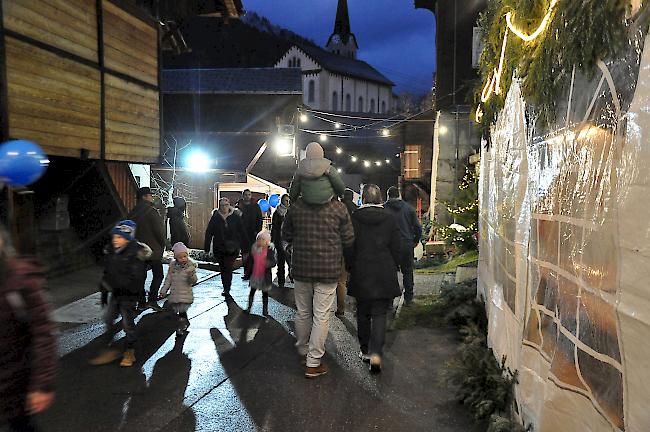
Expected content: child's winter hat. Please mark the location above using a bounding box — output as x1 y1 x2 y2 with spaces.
172 242 189 257
111 220 136 241
256 230 271 243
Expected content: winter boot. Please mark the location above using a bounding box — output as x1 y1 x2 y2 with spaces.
89 348 121 366
244 289 255 314
262 292 269 317
120 349 136 367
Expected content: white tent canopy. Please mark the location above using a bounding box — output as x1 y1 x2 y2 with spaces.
216 173 287 201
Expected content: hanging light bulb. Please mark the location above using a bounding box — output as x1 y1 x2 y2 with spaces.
375 161 382 166
363 160 370 167
300 113 308 123
319 134 327 142
351 155 358 162
381 128 390 137
337 168 342 173
334 122 341 129
385 159 390 164
336 147 343 154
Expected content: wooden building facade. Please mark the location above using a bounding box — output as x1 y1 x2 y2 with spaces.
0 0 162 268
0 0 161 162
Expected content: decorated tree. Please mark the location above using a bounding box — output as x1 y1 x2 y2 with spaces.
434 166 479 253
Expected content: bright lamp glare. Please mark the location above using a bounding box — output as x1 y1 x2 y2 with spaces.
363 160 370 167
439 126 448 135
385 159 390 164
351 156 358 162
334 122 341 129
337 168 342 173
274 136 293 156
186 151 210 172
319 134 327 142
336 147 343 154
375 161 382 166
381 128 390 137
300 114 308 123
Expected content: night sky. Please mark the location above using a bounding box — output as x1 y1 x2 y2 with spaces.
244 0 436 95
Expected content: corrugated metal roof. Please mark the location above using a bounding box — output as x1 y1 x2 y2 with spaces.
162 68 303 94
293 43 394 86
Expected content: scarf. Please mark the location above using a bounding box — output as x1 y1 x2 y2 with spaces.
275 204 288 218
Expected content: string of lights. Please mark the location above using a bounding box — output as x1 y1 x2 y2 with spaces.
299 107 435 122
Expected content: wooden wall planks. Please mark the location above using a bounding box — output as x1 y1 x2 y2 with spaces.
5 37 101 158
2 0 161 163
102 0 157 86
3 0 98 62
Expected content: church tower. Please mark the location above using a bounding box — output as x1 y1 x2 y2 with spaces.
325 0 358 58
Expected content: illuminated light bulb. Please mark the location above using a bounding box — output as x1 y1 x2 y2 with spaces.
363 160 370 167
337 168 342 173
351 156 358 162
336 147 343 154
381 128 390 137
375 161 382 166
506 0 558 42
334 122 341 129
385 159 390 164
300 113 308 123
319 134 327 142
439 126 448 135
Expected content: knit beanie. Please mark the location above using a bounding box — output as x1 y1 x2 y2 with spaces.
111 220 136 241
172 242 189 257
256 230 271 243
305 142 325 159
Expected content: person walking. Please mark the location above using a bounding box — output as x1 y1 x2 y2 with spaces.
205 197 249 296
335 188 358 316
348 185 401 373
238 189 263 280
384 186 422 306
167 197 190 247
243 231 277 318
282 194 354 378
159 242 197 336
0 226 57 432
90 220 152 368
128 187 166 311
271 194 291 288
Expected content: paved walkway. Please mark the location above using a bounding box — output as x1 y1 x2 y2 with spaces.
33 266 481 432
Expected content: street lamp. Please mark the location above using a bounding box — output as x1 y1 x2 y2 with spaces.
274 136 294 156
186 150 211 172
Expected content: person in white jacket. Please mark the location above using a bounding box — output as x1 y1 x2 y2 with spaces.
159 242 197 335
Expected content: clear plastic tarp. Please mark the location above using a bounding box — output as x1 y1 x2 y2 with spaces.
478 27 650 432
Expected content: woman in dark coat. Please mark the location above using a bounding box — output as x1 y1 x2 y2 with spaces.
270 194 291 287
348 184 401 373
204 197 249 296
168 197 190 247
0 226 57 430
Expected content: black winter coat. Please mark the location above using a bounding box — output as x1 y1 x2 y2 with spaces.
127 200 166 260
239 201 263 252
204 209 248 259
271 207 287 246
103 241 151 300
348 206 402 300
167 207 190 246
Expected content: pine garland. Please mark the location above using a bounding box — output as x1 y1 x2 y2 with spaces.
475 0 636 140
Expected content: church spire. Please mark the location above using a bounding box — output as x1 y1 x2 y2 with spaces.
333 0 351 40
326 0 358 58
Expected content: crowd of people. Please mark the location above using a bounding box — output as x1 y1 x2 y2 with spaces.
0 141 422 429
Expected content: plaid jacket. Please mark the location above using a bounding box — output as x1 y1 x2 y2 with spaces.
282 199 354 283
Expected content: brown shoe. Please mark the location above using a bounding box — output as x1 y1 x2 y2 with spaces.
305 363 328 379
119 349 136 367
89 349 121 366
369 354 382 373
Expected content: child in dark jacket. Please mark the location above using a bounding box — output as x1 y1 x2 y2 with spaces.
244 231 277 317
90 220 151 368
289 142 345 205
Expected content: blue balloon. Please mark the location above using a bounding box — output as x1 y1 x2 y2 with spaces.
269 194 280 208
258 198 270 212
0 140 49 187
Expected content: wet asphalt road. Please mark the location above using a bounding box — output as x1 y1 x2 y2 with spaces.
32 269 482 432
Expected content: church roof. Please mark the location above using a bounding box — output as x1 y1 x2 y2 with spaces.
162 68 303 94
293 43 394 87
